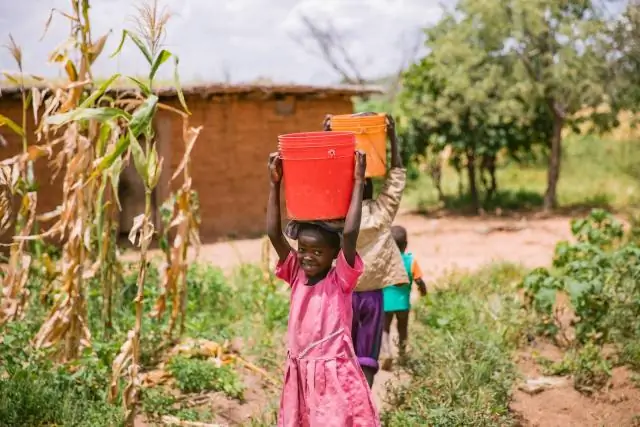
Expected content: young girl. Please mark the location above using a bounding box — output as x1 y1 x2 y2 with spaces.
266 151 380 426
380 225 427 371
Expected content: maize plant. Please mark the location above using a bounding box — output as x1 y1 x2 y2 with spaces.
0 0 199 424
153 124 202 340
0 35 44 325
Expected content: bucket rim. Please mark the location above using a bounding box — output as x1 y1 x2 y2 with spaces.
278 131 355 139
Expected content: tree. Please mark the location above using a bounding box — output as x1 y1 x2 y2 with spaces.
469 0 618 210
610 1 640 114
398 12 549 213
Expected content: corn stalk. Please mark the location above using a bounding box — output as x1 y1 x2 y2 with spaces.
0 35 48 324
106 1 195 423
152 123 202 340
1 0 197 422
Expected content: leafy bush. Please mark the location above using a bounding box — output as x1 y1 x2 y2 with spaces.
520 209 640 393
521 209 640 347
0 363 122 427
382 264 525 426
168 356 245 399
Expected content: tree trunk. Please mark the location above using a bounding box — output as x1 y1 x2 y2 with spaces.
544 111 564 211
466 149 479 214
487 153 497 201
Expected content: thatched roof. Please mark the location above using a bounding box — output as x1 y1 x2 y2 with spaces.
0 81 384 100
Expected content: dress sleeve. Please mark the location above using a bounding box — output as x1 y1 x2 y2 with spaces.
412 259 423 280
275 251 300 287
334 250 364 293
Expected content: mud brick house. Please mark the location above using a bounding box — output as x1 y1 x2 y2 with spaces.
0 83 380 242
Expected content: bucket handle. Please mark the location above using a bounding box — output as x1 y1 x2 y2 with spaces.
332 124 387 135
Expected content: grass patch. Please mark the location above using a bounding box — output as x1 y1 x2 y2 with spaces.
405 135 640 214
382 263 527 426
0 258 289 426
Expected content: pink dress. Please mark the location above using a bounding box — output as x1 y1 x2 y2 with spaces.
275 250 380 427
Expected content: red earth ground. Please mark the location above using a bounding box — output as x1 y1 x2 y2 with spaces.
135 212 640 426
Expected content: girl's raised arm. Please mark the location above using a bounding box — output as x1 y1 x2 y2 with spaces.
343 151 366 267
266 152 292 262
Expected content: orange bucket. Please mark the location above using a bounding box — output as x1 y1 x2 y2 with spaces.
330 113 387 177
278 131 356 220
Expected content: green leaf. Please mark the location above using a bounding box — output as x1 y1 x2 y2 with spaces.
534 287 557 310
109 156 123 211
110 30 153 65
0 114 25 137
127 77 152 96
129 95 158 136
80 74 121 108
129 130 148 183
147 146 163 189
565 279 589 302
93 134 130 176
45 107 130 126
96 123 112 156
173 56 191 115
149 50 172 82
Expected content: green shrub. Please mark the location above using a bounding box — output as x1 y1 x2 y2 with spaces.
0 366 122 427
168 356 245 399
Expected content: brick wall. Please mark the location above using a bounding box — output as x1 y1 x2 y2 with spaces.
0 99 64 243
164 94 354 241
0 93 355 243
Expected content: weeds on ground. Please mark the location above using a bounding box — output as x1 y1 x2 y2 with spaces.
168 356 245 398
0 258 289 425
382 264 527 426
520 209 640 393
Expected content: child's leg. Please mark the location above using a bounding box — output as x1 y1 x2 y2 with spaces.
381 311 395 371
351 290 384 388
396 310 410 359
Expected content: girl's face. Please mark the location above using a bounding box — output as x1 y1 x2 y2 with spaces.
297 229 339 279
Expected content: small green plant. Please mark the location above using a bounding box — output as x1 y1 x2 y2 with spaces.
521 210 640 347
542 342 612 394
141 388 177 419
168 356 245 399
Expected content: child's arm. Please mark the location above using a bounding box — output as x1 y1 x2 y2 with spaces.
388 115 403 169
343 150 366 267
266 152 291 262
372 117 406 226
412 259 427 296
415 278 428 297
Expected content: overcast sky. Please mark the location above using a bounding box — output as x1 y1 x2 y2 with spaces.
0 0 449 85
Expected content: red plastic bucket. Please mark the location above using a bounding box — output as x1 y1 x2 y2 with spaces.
278 131 355 220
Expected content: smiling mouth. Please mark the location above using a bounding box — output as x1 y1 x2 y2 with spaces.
301 262 317 271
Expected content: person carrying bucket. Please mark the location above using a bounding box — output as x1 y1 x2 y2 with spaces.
267 147 380 426
323 112 408 388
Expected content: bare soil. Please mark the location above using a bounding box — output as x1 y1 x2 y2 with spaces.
136 213 640 426
511 340 640 427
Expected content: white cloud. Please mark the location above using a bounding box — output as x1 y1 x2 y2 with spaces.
0 0 448 84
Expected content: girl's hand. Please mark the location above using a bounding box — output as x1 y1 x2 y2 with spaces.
268 152 283 183
322 114 332 131
355 150 367 182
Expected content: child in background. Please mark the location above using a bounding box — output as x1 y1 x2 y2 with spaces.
324 113 409 388
381 225 427 371
266 151 380 426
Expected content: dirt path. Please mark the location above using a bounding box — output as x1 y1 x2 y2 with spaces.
132 213 575 425
191 213 574 411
